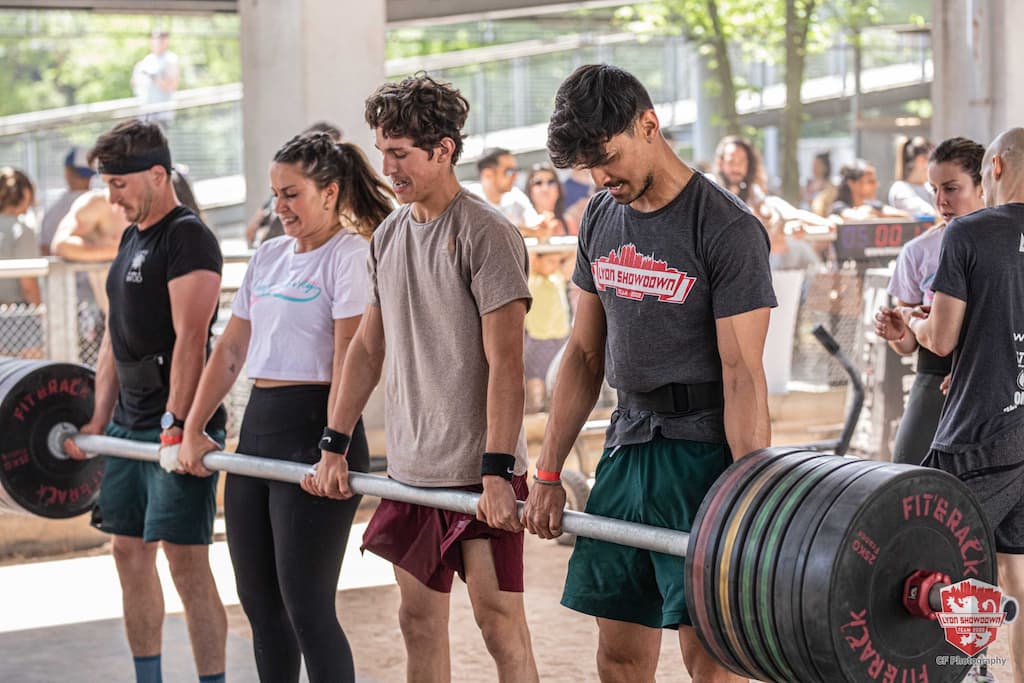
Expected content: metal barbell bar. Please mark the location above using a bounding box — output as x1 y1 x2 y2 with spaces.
0 358 1010 682
65 432 690 557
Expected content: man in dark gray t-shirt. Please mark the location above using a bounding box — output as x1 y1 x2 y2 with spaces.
898 127 1024 681
524 65 776 683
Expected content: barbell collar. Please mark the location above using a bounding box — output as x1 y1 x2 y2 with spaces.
69 433 691 557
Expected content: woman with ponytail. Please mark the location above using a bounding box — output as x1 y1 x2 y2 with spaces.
888 135 936 216
178 131 394 682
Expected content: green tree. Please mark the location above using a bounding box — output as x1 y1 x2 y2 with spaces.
618 0 887 202
0 10 240 117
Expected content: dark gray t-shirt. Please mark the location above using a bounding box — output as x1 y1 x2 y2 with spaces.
931 203 1024 452
574 173 777 447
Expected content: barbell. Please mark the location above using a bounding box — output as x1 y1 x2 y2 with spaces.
0 358 1010 682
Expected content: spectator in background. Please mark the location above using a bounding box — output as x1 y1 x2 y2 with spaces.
888 136 936 216
0 168 41 306
805 152 838 216
131 28 180 125
873 137 986 466
712 135 768 214
40 146 96 255
51 189 130 315
0 167 43 358
465 147 557 240
831 160 908 221
525 163 572 236
524 250 571 413
246 122 345 248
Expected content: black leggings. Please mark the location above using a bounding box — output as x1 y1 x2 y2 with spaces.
227 385 369 683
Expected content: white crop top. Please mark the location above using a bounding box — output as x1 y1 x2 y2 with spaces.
232 229 370 382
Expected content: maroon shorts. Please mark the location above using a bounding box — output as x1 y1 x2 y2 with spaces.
361 475 529 593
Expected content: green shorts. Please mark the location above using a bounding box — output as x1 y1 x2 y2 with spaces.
91 423 224 545
561 434 731 629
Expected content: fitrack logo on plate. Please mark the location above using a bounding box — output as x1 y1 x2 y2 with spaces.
936 578 1017 656
592 244 696 303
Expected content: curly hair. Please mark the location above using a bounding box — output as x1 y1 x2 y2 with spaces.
0 167 34 213
930 137 984 187
364 72 469 165
273 132 395 238
546 64 654 169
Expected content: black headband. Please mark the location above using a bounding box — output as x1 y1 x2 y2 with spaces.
97 148 172 176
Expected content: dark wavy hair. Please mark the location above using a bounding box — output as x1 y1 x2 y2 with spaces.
0 167 34 212
547 64 655 169
836 159 875 206
930 137 984 187
714 135 766 203
273 132 395 238
88 119 170 173
364 72 470 165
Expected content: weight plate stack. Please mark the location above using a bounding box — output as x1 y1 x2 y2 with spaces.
0 358 100 518
685 447 807 678
802 465 995 683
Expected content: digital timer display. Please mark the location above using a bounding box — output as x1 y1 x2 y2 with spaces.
833 219 935 261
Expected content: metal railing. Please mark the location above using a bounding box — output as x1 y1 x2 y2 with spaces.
0 26 931 220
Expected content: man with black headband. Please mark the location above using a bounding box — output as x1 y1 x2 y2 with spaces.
63 119 227 683
523 64 776 682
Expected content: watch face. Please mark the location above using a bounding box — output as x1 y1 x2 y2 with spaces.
161 411 175 430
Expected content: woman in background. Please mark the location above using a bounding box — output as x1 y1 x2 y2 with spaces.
873 137 986 465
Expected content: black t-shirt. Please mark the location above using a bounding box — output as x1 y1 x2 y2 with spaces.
574 173 777 446
106 205 226 432
931 203 1024 452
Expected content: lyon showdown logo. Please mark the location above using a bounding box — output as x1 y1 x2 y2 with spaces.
592 244 696 303
936 579 1016 656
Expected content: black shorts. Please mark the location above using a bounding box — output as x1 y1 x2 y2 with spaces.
925 422 1024 554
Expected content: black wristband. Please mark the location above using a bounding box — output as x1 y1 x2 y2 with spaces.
319 427 351 455
481 452 516 481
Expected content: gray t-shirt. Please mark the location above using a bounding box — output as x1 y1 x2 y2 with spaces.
0 214 39 303
931 203 1024 452
369 190 531 486
574 173 777 447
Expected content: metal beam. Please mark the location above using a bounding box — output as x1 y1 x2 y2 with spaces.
0 0 627 25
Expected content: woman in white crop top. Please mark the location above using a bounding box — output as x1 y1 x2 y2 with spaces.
178 132 394 683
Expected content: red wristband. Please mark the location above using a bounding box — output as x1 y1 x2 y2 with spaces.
535 468 561 482
897 331 906 341
160 433 183 446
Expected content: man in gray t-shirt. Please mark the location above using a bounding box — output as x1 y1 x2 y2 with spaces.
524 65 776 682
898 128 1024 680
318 74 539 681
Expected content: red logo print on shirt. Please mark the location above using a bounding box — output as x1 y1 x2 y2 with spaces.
592 244 696 304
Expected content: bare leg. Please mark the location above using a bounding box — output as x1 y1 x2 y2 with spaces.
594 618 660 683
395 566 452 683
462 538 539 683
163 542 227 677
998 553 1024 683
111 535 163 657
678 626 746 683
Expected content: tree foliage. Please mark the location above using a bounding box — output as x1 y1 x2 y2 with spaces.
615 0 893 199
0 10 241 117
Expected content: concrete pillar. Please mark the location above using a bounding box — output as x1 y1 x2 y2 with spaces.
238 0 386 218
932 0 1024 146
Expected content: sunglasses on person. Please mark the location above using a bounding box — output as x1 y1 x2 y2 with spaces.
530 178 558 188
501 167 519 177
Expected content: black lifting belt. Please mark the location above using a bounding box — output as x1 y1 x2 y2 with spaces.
617 381 724 414
115 352 171 391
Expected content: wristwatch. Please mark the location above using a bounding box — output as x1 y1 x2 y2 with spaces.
160 410 185 430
